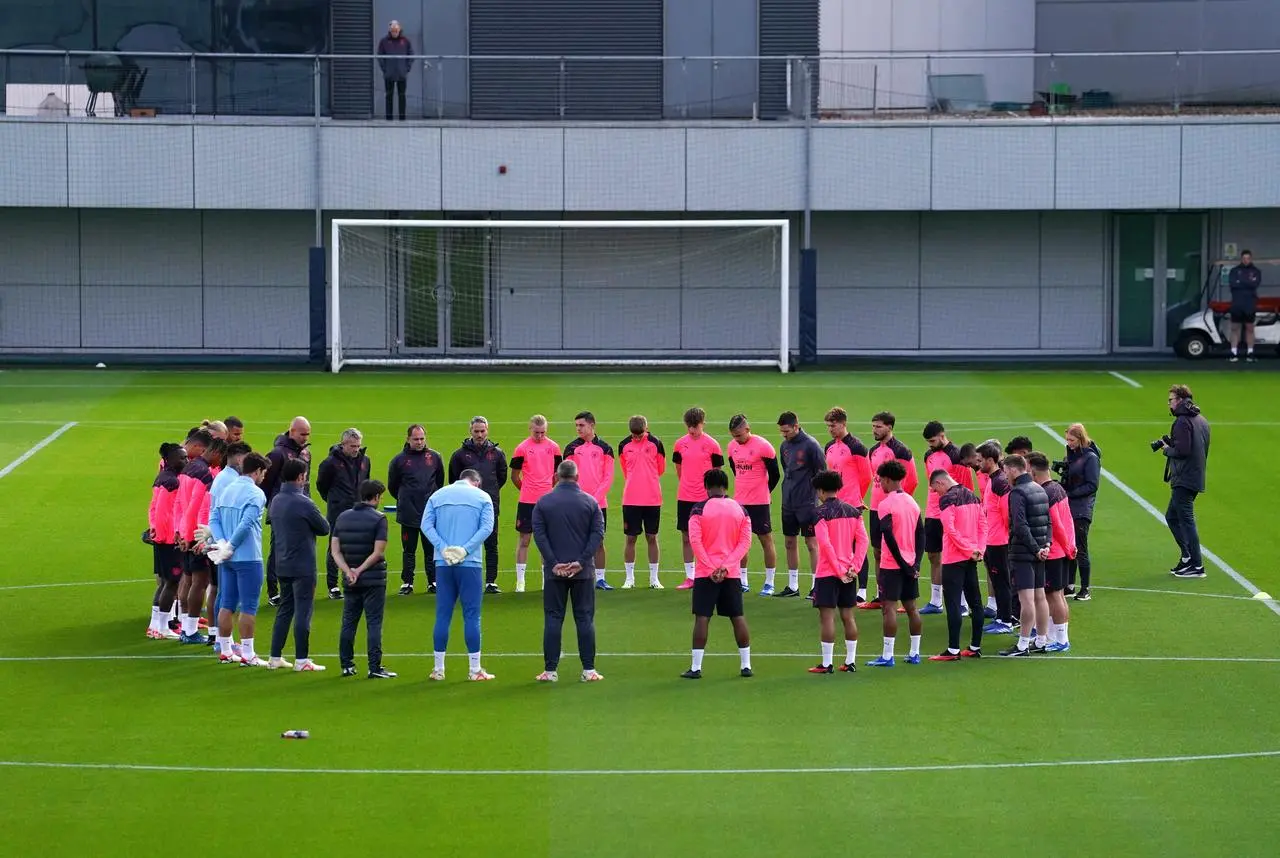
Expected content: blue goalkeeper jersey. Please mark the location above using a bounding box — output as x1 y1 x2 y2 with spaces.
210 474 266 562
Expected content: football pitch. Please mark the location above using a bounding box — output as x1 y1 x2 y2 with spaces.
1 365 1278 857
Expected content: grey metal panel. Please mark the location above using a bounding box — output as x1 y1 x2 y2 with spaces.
811 126 931 210
79 209 201 286
685 127 805 210
193 125 316 209
712 0 760 119
562 228 682 350
1039 211 1107 288
758 0 818 119
920 212 1040 289
0 285 81 348
1182 124 1280 209
826 288 922 350
334 224 393 353
469 0 663 120
1054 125 1181 210
67 122 194 208
921 287 1041 348
441 127 564 211
0 208 80 349
321 125 442 210
664 0 713 119
201 211 313 288
563 128 685 211
1219 208 1280 257
680 225 780 352
202 286 310 349
332 0 374 119
931 126 1055 210
0 123 68 206
1040 285 1107 350
419 0 469 119
495 229 563 352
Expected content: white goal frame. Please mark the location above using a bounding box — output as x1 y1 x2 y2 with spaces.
329 218 790 374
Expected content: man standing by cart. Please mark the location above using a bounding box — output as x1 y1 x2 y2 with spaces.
1228 250 1262 363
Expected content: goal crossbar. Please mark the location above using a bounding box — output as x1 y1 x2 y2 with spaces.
329 218 790 374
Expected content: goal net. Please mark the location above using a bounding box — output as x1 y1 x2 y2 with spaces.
330 219 790 372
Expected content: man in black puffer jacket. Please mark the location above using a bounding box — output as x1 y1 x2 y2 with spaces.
1001 454 1051 657
318 428 372 598
333 480 393 679
449 417 509 592
388 424 445 595
1161 384 1211 579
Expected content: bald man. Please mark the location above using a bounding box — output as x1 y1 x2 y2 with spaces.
263 417 313 604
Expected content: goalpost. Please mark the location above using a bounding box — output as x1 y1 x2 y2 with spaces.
329 218 790 373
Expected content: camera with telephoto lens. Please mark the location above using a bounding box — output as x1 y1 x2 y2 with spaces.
1051 459 1068 476
1150 435 1172 452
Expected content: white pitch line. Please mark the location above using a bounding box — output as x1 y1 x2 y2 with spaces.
1107 371 1142 388
0 422 77 480
1036 422 1280 619
1 749 1277 778
1092 584 1255 602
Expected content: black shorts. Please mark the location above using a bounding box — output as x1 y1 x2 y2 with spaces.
781 506 816 538
676 500 698 532
1044 557 1068 592
514 501 536 534
983 544 1009 576
924 518 943 554
879 568 919 603
813 576 858 609
868 510 881 544
183 550 212 577
622 505 660 536
743 504 773 535
692 576 745 618
1011 560 1046 592
153 544 183 582
599 508 607 532
1230 308 1257 324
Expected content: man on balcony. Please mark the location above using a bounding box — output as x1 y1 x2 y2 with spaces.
377 20 413 120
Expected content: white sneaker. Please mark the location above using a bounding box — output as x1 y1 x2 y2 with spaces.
240 655 269 668
428 669 446 681
294 659 326 672
515 582 526 594
469 668 495 681
581 669 604 682
157 627 180 640
268 657 293 670
649 580 664 590
535 670 558 682
621 580 635 589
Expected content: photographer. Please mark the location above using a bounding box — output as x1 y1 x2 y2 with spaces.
1059 423 1100 601
1156 384 1211 578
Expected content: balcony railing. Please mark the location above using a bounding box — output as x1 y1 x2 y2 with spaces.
2 49 1279 121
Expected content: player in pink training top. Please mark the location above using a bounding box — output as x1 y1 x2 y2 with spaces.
975 441 1015 633
618 415 667 589
808 470 868 674
863 411 918 610
511 414 563 593
148 442 188 640
928 469 986 661
920 421 975 615
726 414 780 595
682 469 754 679
673 407 725 591
823 407 873 599
867 459 925 667
1031 452 1077 653
564 411 616 591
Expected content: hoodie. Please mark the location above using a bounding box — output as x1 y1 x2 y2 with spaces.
448 438 509 513
264 433 309 503
1064 441 1102 521
387 443 445 527
1164 400 1211 492
317 443 372 519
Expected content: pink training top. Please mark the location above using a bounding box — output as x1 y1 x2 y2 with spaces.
814 498 870 579
876 490 921 570
1042 480 1078 561
824 434 873 508
727 434 776 506
924 442 974 519
149 468 181 546
687 496 752 579
938 484 987 565
198 465 222 532
511 437 562 505
673 432 724 502
618 433 666 507
868 437 918 512
176 457 214 543
978 470 1010 547
564 437 615 509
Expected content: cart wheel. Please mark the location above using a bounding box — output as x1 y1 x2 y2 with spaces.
1175 332 1211 359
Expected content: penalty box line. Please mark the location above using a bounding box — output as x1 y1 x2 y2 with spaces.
0 422 77 481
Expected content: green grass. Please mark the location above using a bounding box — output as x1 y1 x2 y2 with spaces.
1 366 1279 857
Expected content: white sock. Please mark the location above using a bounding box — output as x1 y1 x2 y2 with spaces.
469 652 481 673
961 593 969 612
218 635 232 656
649 563 660 584
909 634 921 657
820 641 834 667
1017 634 1031 651
845 639 858 664
1035 633 1048 647
241 637 255 660
624 562 635 582
596 568 606 582
739 646 751 670
683 562 695 579
987 595 997 611
788 569 799 590
691 648 705 671
1231 346 1238 356
856 587 867 601
181 615 197 636
764 568 776 587
930 584 943 606
515 563 526 587
149 606 162 631
1058 622 1070 645
881 636 895 660
741 571 749 589
434 651 446 672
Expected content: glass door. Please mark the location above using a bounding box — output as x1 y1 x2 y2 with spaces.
1114 214 1157 350
398 226 443 353
1162 213 1206 350
1113 212 1206 351
443 226 490 353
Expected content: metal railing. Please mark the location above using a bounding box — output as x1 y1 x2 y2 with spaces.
2 49 1279 120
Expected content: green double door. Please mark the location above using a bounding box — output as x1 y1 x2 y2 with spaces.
1114 213 1206 351
397 224 488 354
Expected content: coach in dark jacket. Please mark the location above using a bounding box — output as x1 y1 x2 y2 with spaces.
334 480 394 678
389 424 445 594
376 20 413 120
449 417 509 588
1161 385 1212 576
532 460 606 682
262 417 312 602
268 459 330 669
1006 461 1051 566
318 428 373 596
1063 425 1101 597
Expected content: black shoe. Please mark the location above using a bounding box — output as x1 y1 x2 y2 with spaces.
1063 585 1076 596
341 666 357 676
1173 566 1206 578
1170 557 1192 574
328 587 342 600
427 583 437 594
1074 588 1091 601
268 594 282 607
680 669 702 679
999 645 1030 657
775 587 799 598
808 663 834 674
839 662 857 673
368 667 397 679
397 584 413 596
854 594 865 605
740 667 753 678
806 588 815 601
1028 643 1048 654
485 583 501 595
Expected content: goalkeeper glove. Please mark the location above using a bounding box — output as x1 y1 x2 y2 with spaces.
441 546 467 566
207 540 233 565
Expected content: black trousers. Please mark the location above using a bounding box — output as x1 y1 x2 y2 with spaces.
266 529 279 598
984 545 1014 623
270 575 315 660
856 556 871 590
543 575 596 672
484 514 500 584
942 560 984 651
384 78 406 119
400 526 437 586
1165 486 1202 567
1067 517 1092 590
339 585 386 670
324 506 352 591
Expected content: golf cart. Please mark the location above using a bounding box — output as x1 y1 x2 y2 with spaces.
1173 257 1280 359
